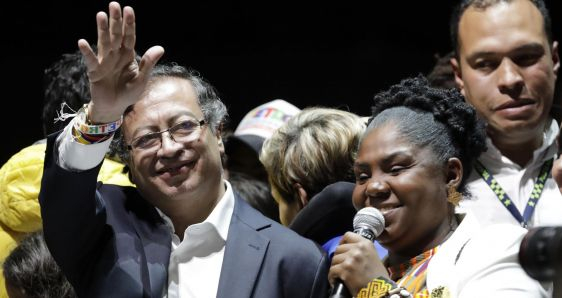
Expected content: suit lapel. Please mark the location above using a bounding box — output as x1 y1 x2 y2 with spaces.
139 220 171 298
126 189 172 298
217 196 271 298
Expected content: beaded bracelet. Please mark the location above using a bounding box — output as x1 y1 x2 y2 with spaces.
73 104 123 135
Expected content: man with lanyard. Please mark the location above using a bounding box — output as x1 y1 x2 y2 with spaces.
450 0 561 228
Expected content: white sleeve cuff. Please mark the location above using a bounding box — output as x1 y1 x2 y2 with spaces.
56 117 113 171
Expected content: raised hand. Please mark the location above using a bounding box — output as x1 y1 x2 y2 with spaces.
328 232 388 296
78 2 164 123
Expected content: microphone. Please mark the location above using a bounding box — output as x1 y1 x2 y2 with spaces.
329 207 385 298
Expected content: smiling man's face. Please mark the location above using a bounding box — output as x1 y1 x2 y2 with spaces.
123 77 225 211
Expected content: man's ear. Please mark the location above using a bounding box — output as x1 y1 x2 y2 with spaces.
216 124 225 154
451 57 466 97
446 157 463 189
126 165 136 185
217 137 225 154
294 183 309 208
552 41 560 77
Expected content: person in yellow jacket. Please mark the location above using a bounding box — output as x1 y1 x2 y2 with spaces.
0 49 133 297
0 143 133 297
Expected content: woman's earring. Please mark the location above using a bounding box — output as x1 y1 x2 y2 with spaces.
447 185 462 206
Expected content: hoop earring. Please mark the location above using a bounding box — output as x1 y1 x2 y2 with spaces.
447 185 462 206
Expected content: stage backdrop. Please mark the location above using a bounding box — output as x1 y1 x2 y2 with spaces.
1 1 560 164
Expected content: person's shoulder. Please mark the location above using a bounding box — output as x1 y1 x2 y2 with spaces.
307 181 356 215
266 215 317 244
289 181 356 244
240 197 313 241
235 197 324 256
466 214 526 250
97 183 163 223
451 216 527 272
320 181 355 198
97 182 135 193
430 213 523 274
0 144 47 234
429 215 547 296
452 213 526 261
0 143 47 193
97 182 142 206
98 158 134 187
262 218 327 264
0 143 46 174
457 224 548 296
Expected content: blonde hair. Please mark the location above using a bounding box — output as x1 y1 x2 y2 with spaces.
260 107 365 204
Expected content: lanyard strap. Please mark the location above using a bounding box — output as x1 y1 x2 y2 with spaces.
473 158 553 228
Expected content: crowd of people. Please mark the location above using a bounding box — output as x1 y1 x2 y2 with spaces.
1 0 561 297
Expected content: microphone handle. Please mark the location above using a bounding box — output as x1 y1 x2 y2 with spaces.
328 280 351 298
354 226 376 241
329 226 378 297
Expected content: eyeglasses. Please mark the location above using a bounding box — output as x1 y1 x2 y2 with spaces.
127 119 206 151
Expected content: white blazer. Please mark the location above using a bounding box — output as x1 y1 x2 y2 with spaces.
427 212 549 298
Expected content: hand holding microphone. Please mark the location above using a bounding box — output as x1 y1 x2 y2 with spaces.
329 207 387 298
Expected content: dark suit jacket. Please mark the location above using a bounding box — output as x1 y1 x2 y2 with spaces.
39 133 329 298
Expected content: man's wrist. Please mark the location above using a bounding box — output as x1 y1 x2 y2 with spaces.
86 102 123 124
74 104 123 136
71 104 121 145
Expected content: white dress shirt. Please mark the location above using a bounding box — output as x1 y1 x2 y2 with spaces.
56 117 235 298
162 181 234 298
458 119 562 228
56 117 114 170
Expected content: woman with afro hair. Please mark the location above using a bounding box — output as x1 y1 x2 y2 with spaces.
328 76 548 297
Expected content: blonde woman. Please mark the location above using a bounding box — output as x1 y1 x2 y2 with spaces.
260 107 365 245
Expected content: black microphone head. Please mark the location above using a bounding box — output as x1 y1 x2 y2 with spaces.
519 226 562 281
353 207 385 238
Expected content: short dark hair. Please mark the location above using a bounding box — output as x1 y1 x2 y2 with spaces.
367 75 487 194
113 63 228 164
450 0 553 55
3 232 76 298
42 50 90 135
228 171 280 222
426 51 457 90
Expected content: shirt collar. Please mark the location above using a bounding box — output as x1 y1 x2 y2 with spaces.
156 180 235 241
204 180 235 241
481 118 559 168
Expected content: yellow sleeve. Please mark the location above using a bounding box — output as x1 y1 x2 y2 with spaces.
98 158 134 187
0 144 45 234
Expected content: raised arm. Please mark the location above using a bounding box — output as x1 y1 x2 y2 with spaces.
78 1 164 124
40 3 165 294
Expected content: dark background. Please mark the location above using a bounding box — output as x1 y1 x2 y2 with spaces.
1 1 560 164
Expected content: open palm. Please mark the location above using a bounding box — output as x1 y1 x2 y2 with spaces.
78 2 164 123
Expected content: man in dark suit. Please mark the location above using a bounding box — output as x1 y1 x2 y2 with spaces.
39 2 329 297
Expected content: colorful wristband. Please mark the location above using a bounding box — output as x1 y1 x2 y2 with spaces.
73 104 123 135
72 126 113 145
